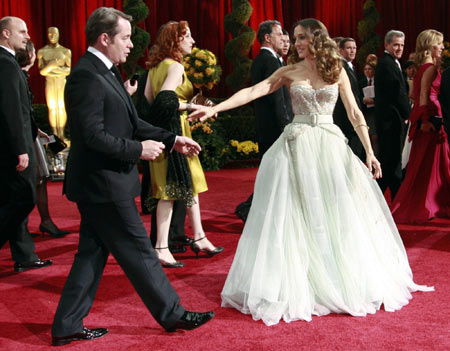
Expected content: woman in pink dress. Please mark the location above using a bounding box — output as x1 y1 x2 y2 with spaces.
392 29 450 223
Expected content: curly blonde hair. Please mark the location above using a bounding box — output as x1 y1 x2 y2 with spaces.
414 29 443 66
288 18 342 84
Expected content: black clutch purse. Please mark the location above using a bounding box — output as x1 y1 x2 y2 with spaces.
47 135 67 154
417 116 443 131
429 116 443 130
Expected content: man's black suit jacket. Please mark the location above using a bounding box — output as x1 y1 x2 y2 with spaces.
439 67 450 136
374 52 410 134
0 47 36 169
251 49 293 156
64 52 176 204
333 60 364 159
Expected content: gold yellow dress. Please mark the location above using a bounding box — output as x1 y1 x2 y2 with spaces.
149 59 207 200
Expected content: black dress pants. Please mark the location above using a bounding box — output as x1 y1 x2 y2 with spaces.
0 166 38 262
52 199 185 336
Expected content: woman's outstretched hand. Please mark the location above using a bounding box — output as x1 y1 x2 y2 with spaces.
366 153 382 179
188 106 216 122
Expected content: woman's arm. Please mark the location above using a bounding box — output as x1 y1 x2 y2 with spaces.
144 71 154 105
159 62 193 111
188 66 290 120
338 69 381 178
418 65 438 132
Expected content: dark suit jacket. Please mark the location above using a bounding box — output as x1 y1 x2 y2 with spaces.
64 51 176 204
439 67 450 136
333 60 364 159
374 52 410 133
251 49 293 156
0 47 36 169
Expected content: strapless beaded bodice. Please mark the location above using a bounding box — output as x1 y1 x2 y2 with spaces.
290 85 338 116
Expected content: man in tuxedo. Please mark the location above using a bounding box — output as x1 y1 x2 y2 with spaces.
439 67 450 136
51 7 213 346
374 30 410 199
0 17 52 272
235 20 293 222
333 38 365 161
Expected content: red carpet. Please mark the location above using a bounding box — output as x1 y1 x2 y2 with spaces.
1 168 449 350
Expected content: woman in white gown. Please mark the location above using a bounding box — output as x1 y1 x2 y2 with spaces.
190 18 433 326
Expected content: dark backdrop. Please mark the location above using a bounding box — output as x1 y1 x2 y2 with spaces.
1 0 449 102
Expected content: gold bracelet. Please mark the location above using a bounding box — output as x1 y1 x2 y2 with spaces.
354 124 369 130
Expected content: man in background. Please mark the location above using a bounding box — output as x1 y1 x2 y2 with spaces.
0 16 52 273
333 37 365 161
375 30 410 199
235 20 293 222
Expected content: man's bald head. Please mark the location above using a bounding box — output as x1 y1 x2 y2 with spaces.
0 16 30 52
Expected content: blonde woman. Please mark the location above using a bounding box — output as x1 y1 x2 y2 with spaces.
191 18 432 326
392 29 450 223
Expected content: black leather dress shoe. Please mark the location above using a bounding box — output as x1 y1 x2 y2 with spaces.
14 259 52 273
166 311 214 332
52 327 109 346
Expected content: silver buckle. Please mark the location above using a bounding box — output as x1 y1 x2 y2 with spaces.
311 114 318 126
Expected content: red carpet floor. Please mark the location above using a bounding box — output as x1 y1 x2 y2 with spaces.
1 168 449 350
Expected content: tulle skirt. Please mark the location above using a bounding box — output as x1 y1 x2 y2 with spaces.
221 122 433 326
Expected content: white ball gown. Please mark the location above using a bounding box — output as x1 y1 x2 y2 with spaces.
221 84 433 326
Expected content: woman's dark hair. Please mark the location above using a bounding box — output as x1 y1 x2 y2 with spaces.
16 40 34 68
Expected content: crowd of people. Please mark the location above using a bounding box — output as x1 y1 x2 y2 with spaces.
0 5 448 346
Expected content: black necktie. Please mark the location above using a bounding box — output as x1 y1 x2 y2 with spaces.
110 65 124 85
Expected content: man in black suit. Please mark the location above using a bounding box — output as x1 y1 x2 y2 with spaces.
439 67 450 136
0 16 52 272
51 7 213 346
235 20 293 222
375 30 410 199
333 37 365 161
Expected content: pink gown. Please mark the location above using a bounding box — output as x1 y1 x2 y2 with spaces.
392 63 450 223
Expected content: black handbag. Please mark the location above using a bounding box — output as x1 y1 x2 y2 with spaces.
417 116 443 131
429 115 443 130
47 135 67 154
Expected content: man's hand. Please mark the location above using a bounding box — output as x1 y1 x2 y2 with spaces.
173 136 201 157
37 128 51 142
363 97 374 105
16 153 29 172
140 140 165 160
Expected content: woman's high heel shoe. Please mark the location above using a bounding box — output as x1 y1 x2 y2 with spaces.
190 236 224 258
155 247 185 268
39 223 70 238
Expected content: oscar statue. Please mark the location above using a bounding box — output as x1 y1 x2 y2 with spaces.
38 27 71 141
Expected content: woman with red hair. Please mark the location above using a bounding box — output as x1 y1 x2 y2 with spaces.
142 21 223 267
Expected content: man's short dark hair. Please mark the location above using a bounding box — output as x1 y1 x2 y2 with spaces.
256 20 281 45
85 7 132 46
282 29 289 36
339 37 356 49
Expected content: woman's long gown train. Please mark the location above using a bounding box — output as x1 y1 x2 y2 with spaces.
221 85 432 326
